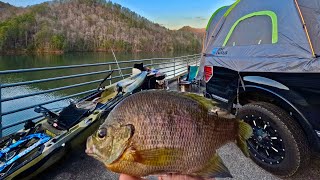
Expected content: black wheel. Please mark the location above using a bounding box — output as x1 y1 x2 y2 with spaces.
237 102 310 177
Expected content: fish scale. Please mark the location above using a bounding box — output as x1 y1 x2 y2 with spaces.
86 90 252 178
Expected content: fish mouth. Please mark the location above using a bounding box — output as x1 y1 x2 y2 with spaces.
86 136 96 157
86 137 103 161
85 147 94 156
85 146 101 160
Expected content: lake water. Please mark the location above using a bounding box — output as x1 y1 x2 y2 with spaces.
0 52 195 135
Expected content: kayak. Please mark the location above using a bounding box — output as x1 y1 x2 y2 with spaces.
0 70 149 180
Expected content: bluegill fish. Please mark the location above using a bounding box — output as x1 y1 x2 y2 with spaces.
86 90 252 178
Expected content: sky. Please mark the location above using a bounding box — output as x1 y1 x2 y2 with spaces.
2 0 235 29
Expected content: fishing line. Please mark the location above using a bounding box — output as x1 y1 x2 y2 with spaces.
111 48 124 80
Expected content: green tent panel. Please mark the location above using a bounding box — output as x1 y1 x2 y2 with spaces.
223 11 278 46
197 0 320 79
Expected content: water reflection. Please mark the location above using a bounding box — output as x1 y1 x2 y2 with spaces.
2 86 69 135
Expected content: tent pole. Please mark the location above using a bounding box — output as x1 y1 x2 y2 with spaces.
294 0 316 58
204 17 224 52
204 1 240 52
201 31 206 53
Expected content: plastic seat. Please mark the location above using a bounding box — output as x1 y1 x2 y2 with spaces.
178 66 199 85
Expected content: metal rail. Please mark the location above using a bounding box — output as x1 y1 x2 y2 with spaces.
0 54 201 136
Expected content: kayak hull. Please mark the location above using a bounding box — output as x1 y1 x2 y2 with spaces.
11 116 102 180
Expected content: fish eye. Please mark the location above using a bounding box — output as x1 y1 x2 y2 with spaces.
97 128 107 139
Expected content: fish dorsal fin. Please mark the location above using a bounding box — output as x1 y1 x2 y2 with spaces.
106 124 135 164
150 90 218 112
183 93 218 111
192 153 232 178
132 148 182 166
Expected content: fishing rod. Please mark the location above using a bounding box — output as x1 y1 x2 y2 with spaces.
111 48 124 80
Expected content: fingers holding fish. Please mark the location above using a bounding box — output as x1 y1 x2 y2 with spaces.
119 174 143 180
158 174 214 180
118 174 213 180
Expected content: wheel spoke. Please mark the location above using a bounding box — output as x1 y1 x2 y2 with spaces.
243 112 286 165
271 146 279 152
265 150 269 157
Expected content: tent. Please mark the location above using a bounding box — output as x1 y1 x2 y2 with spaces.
197 0 320 79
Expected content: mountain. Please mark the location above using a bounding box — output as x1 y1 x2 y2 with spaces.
0 0 202 54
0 1 14 9
0 2 23 21
0 1 12 9
178 26 205 39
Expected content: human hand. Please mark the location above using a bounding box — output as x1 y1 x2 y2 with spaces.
158 174 206 180
119 174 143 180
119 174 214 180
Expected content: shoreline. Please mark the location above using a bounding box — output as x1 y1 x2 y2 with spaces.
0 49 175 56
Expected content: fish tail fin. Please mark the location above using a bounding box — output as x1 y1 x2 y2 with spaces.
236 120 253 157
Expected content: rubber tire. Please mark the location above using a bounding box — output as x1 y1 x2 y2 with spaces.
237 102 310 177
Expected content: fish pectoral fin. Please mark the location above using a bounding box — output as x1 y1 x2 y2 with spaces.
112 146 137 163
237 121 253 157
134 148 181 166
192 153 232 178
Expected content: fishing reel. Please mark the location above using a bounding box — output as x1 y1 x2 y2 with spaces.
116 85 124 94
34 106 59 119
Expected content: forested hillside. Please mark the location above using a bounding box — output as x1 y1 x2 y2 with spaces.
179 26 205 39
0 0 202 54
